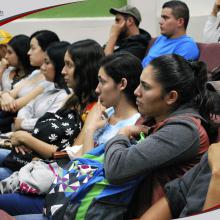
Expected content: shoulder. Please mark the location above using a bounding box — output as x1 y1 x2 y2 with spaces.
27 69 41 79
155 115 201 136
162 115 201 127
40 81 54 91
174 36 199 58
153 35 165 43
181 35 197 44
137 29 151 40
55 89 69 101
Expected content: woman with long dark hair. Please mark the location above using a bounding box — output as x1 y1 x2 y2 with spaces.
0 34 34 91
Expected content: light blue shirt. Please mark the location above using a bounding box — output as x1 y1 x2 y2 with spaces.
93 107 140 146
142 35 199 68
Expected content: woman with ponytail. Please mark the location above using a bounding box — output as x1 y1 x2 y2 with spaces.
104 54 217 218
139 83 220 220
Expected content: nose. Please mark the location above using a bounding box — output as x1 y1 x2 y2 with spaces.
159 17 163 25
95 83 101 95
27 49 31 56
134 84 141 97
61 66 66 75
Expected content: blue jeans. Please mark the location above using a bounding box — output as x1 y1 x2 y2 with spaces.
0 148 13 180
0 193 44 215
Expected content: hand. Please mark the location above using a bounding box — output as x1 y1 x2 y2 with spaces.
10 130 27 146
9 100 18 112
118 125 149 139
208 142 220 175
0 58 9 72
0 92 15 112
109 20 126 38
3 99 17 112
14 145 32 155
85 99 107 132
13 118 23 131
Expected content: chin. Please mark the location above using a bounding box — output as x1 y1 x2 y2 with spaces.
102 101 111 109
137 106 144 114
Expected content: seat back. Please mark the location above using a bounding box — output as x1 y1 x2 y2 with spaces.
197 42 220 74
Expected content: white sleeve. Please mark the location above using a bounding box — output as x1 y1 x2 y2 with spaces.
46 90 67 113
203 14 220 43
17 97 39 131
20 118 39 131
17 99 35 120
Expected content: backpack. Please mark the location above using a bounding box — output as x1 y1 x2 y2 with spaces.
44 144 141 220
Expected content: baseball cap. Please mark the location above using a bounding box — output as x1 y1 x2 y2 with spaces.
110 5 142 24
0 29 12 44
206 81 220 96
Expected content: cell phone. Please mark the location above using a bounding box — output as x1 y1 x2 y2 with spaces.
101 112 108 120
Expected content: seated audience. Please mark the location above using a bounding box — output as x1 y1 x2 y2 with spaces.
142 0 199 68
104 5 151 60
0 41 70 180
104 54 216 218
7 54 216 219
0 30 60 132
0 52 142 217
7 39 105 161
203 0 220 43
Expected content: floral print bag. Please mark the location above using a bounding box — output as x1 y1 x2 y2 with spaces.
3 108 82 171
32 108 82 151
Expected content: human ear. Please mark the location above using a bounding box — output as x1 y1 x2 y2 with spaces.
127 16 134 25
165 90 178 105
177 18 184 28
119 78 128 91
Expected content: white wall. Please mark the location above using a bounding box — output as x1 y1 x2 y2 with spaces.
2 17 114 45
2 0 216 44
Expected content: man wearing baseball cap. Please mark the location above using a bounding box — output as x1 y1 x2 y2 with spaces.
104 5 151 60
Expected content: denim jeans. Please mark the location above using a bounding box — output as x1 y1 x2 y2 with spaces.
0 193 44 215
0 148 13 180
